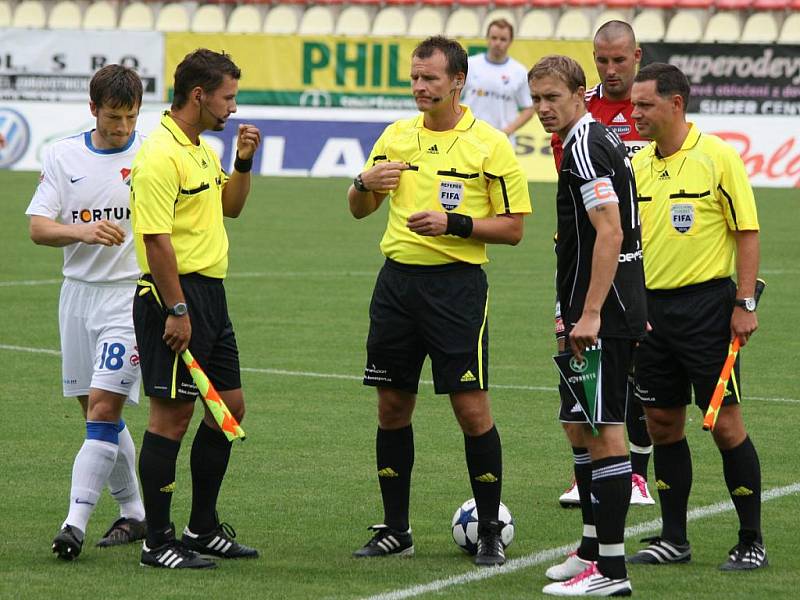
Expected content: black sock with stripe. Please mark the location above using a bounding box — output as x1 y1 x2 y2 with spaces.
573 447 598 561
465 425 502 525
139 430 181 546
627 400 652 479
188 420 233 534
377 425 414 532
653 437 692 545
720 435 762 544
591 455 631 580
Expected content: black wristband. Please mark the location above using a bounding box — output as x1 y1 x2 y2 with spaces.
234 153 253 173
445 212 473 238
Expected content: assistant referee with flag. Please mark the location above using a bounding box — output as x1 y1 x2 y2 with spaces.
627 63 766 571
131 49 260 569
347 36 531 567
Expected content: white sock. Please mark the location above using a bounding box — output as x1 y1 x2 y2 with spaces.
63 439 118 536
107 424 146 521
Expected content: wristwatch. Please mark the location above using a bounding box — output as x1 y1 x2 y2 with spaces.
734 297 757 312
353 173 370 193
167 302 188 317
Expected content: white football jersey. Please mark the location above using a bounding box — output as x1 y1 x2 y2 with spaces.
463 53 533 134
26 131 142 283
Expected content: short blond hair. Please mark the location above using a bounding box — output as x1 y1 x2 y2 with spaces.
527 55 586 94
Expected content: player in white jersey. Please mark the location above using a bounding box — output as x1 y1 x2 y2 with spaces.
463 19 534 146
25 65 147 560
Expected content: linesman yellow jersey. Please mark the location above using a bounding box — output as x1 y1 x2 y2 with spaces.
364 106 531 265
633 123 759 290
131 112 230 279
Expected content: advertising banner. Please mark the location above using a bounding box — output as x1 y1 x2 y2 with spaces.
2 102 796 188
0 29 164 102
642 43 800 116
164 34 595 108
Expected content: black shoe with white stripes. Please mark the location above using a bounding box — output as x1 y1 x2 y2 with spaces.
140 539 216 569
475 520 506 567
719 541 768 571
352 524 414 558
182 521 259 559
626 536 691 565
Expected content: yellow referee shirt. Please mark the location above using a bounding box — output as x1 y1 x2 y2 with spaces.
364 106 532 265
633 123 759 290
131 112 230 279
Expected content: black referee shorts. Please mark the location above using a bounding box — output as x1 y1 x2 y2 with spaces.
133 273 241 402
634 278 740 412
558 338 635 425
364 258 489 395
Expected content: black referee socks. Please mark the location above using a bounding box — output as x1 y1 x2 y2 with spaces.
376 425 414 532
189 420 233 534
653 437 692 545
139 430 181 546
721 435 762 544
465 425 503 525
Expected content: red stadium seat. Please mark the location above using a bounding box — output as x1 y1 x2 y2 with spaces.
348 0 382 4
752 0 789 8
567 0 603 7
421 0 454 6
386 0 417 5
640 0 677 8
677 0 714 8
530 0 565 7
494 0 530 6
458 0 492 6
605 0 640 7
714 0 752 9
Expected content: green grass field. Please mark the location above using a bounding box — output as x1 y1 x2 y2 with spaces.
1 172 798 599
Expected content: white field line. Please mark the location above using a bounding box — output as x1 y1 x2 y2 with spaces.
357 482 800 600
0 271 376 288
0 268 794 287
1 344 797 404
0 278 61 287
0 344 61 356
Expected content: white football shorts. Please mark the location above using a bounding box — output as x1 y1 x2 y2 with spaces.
59 278 141 405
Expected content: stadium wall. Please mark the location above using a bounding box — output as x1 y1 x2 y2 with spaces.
1 102 797 187
0 30 798 187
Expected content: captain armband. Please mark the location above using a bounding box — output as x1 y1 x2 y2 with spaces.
580 177 618 212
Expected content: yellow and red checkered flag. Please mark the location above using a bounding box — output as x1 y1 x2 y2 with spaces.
137 282 246 441
181 349 246 442
703 278 766 432
702 338 740 432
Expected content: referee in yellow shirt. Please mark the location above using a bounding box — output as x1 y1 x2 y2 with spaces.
347 36 531 566
131 49 261 569
627 63 766 571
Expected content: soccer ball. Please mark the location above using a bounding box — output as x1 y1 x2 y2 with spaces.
451 498 515 555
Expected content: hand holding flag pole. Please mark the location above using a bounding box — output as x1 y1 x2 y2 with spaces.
138 284 246 442
702 278 765 432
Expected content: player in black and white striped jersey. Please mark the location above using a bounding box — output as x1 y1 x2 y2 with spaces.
530 55 646 597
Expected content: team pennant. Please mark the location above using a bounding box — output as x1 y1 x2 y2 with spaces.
553 348 602 436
